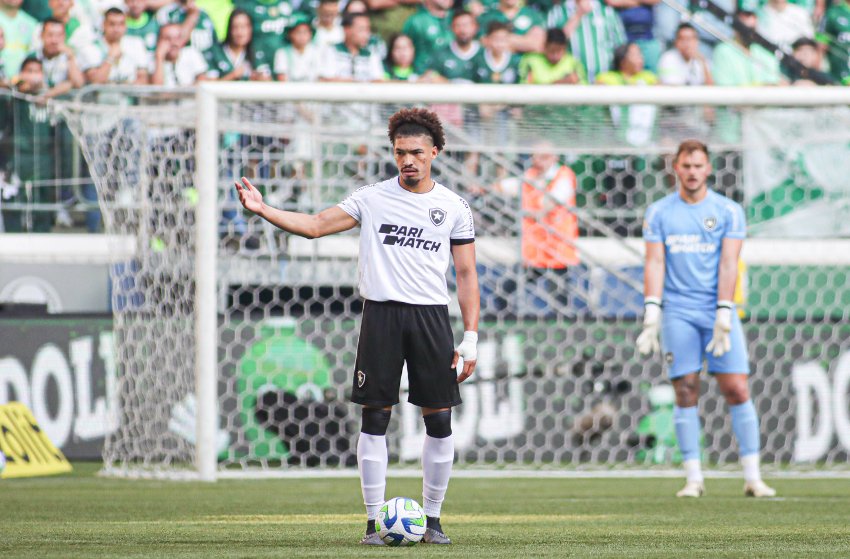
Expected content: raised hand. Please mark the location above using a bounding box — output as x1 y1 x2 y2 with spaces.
234 177 264 215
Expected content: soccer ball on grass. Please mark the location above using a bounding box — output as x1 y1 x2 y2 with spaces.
376 497 426 546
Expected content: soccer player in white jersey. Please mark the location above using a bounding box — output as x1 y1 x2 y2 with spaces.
636 140 776 499
235 108 479 544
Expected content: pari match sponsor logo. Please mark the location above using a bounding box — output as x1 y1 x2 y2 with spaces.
379 224 442 252
665 234 717 254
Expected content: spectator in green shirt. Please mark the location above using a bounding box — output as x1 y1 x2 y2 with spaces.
207 8 268 79
423 9 480 82
156 0 218 62
125 0 160 50
1 0 38 77
519 27 590 148
787 36 836 84
2 56 56 232
342 0 387 59
471 20 522 83
30 0 97 55
313 0 342 48
80 8 150 84
519 26 587 84
818 0 850 84
712 9 782 85
232 0 295 68
547 0 626 82
274 13 320 81
477 0 545 52
31 18 84 96
401 0 452 74
595 41 657 223
384 32 417 79
471 21 522 153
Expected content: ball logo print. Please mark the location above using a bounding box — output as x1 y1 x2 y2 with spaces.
376 497 427 546
429 207 446 226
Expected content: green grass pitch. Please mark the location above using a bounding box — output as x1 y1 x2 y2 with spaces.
2 463 850 558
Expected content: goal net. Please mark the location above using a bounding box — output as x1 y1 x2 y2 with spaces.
55 84 850 480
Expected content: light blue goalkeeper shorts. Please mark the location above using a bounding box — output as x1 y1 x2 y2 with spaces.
661 305 750 379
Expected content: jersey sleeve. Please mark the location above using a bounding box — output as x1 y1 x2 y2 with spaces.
450 197 475 244
723 201 747 240
337 186 367 222
642 203 663 243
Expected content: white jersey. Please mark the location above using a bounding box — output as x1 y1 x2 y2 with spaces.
338 177 475 305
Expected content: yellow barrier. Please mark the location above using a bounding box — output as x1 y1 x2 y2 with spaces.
0 402 73 479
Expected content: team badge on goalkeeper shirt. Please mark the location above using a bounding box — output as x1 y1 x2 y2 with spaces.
357 370 366 388
703 217 717 231
429 208 446 226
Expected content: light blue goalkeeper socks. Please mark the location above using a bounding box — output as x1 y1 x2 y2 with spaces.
673 406 701 461
730 400 760 457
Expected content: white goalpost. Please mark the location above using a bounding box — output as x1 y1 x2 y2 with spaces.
51 83 850 480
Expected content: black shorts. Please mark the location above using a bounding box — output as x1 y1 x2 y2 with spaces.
351 300 462 409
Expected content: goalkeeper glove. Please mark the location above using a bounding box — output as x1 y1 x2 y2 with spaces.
706 301 733 357
636 297 662 356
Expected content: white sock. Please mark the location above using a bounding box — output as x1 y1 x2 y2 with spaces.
357 432 388 520
422 434 454 519
742 453 762 483
684 458 704 483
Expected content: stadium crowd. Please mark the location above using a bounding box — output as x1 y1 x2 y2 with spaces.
0 0 847 232
0 0 847 94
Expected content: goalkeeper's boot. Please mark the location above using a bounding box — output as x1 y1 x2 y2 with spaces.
676 481 705 498
423 517 452 544
359 532 384 546
744 480 776 498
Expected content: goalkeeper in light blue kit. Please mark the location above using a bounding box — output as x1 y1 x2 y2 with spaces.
636 140 776 498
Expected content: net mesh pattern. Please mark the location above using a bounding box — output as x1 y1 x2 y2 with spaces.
56 94 850 475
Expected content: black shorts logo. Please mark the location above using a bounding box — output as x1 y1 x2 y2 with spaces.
704 217 717 231
430 208 446 226
357 370 366 388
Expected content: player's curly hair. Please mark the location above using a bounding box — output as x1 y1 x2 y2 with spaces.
387 108 446 152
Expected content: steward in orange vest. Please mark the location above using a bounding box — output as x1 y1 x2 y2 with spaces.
521 154 580 270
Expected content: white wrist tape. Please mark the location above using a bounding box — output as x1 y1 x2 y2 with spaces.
456 331 478 363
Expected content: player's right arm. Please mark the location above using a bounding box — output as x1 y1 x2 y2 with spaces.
235 177 358 238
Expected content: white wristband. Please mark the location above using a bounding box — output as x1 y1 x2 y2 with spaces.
717 300 734 309
644 296 662 308
462 331 478 344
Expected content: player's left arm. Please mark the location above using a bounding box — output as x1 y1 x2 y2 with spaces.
717 237 742 302
707 237 743 357
451 242 480 383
